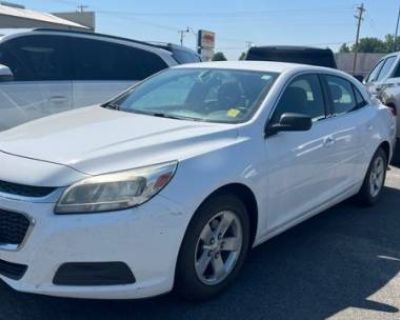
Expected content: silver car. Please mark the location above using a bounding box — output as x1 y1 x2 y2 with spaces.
364 52 400 141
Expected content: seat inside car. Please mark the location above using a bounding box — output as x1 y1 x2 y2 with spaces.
329 84 343 103
273 86 308 122
217 81 242 110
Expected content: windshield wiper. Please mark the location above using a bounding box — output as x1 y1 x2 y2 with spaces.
147 112 203 122
102 102 120 110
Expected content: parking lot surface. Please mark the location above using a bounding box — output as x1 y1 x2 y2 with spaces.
0 165 400 320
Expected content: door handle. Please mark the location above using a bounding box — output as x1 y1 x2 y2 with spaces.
324 136 336 147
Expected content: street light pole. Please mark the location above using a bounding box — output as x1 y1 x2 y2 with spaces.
179 27 190 46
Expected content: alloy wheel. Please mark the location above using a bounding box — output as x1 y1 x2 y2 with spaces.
194 210 243 286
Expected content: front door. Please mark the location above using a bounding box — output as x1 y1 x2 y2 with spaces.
263 73 338 231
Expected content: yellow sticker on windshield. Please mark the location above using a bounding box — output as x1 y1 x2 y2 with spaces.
227 108 241 118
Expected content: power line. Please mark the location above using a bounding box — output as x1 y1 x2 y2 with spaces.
94 6 354 18
352 2 366 74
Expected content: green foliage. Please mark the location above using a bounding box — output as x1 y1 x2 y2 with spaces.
339 43 351 53
212 52 227 61
339 34 400 54
353 37 386 53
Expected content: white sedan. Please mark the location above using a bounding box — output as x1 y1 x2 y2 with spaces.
0 61 396 300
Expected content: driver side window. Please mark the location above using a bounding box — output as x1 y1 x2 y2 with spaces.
272 74 326 123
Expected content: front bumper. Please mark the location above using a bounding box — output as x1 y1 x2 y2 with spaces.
0 192 189 299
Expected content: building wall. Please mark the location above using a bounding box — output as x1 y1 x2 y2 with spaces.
335 52 385 77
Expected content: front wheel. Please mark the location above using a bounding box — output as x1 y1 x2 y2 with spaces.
175 194 250 301
357 148 387 206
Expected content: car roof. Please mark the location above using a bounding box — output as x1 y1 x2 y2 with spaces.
174 60 337 74
1 29 197 56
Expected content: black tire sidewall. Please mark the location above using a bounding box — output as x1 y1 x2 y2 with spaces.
175 193 250 301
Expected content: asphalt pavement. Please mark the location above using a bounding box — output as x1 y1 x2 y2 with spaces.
1 165 400 320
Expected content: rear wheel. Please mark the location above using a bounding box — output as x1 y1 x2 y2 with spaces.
175 194 250 301
357 148 387 206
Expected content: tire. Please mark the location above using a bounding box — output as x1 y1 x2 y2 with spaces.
357 147 388 206
175 193 250 301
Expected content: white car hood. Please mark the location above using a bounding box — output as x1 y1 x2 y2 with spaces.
0 106 240 176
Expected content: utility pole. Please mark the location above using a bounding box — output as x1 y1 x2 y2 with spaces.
394 5 400 51
352 3 366 75
77 4 88 12
179 27 190 46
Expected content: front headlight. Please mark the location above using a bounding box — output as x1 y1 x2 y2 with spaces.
55 161 178 214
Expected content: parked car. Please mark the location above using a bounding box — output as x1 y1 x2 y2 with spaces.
0 61 396 301
364 52 400 141
0 29 200 131
245 46 337 68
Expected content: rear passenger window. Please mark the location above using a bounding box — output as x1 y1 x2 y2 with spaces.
272 74 326 123
71 38 168 81
377 56 396 81
326 76 358 115
1 35 72 81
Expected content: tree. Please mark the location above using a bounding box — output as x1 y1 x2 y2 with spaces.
238 52 247 60
384 34 400 52
339 43 351 53
337 34 400 54
353 37 386 53
212 52 227 61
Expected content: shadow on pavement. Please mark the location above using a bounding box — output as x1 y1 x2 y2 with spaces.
1 186 400 320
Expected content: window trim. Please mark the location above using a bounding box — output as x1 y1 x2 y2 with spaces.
351 84 368 110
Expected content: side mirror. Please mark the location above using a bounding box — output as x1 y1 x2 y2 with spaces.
0 64 14 82
265 112 312 137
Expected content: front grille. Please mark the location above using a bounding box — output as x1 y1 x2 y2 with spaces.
0 259 27 280
0 209 30 245
0 180 56 198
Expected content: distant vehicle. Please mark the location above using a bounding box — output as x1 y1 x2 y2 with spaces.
245 46 337 69
0 61 395 301
0 29 201 131
364 52 400 140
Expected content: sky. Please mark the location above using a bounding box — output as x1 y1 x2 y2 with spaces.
7 0 400 59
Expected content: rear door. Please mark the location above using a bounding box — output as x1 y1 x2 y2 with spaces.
323 74 370 185
0 35 73 130
70 37 169 108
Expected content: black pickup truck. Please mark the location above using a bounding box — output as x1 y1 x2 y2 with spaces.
245 46 337 69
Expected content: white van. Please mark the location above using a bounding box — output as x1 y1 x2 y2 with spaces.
0 29 200 131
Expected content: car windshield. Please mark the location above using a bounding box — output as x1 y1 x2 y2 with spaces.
107 68 279 123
